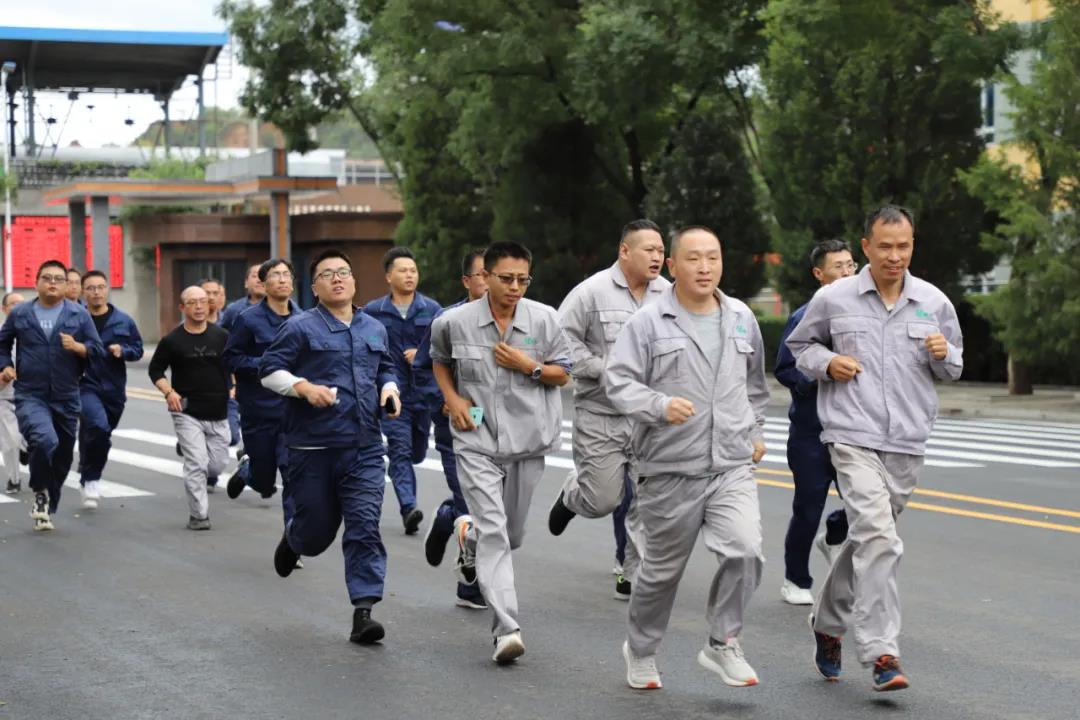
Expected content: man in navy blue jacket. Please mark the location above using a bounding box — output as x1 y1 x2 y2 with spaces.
223 258 300 515
363 247 442 535
0 259 103 531
220 263 266 331
77 270 144 510
259 249 400 645
774 239 855 606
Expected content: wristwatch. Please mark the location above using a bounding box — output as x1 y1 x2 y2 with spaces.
529 365 543 381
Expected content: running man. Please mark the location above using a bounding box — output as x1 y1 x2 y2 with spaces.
786 204 963 691
429 241 571 664
77 270 144 509
548 219 669 600
148 286 231 530
774 239 856 605
220 263 266 331
364 247 442 535
606 227 769 690
259 249 400 645
0 260 103 531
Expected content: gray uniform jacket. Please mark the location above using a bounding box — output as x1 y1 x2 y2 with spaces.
784 267 963 455
429 297 572 462
605 286 769 478
558 263 670 415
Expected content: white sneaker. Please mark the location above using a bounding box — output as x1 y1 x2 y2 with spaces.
493 631 525 664
698 637 759 687
81 481 101 509
612 561 624 576
780 579 814 606
623 640 662 689
816 531 839 566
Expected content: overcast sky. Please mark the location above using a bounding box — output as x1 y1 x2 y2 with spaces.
1 0 250 151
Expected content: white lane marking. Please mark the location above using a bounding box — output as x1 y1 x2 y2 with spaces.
112 428 180 447
62 472 154 498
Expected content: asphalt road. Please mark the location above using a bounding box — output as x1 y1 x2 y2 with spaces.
2 369 1077 720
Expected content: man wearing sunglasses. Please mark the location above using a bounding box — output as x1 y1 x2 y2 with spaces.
364 247 443 535
0 259 104 531
429 242 571 664
259 249 401 646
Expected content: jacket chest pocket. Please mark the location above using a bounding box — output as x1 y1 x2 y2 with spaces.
904 322 937 366
650 338 688 384
829 317 868 356
452 344 487 384
597 309 630 345
511 346 541 388
730 336 754 377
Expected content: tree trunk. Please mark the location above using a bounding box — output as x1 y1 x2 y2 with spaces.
1007 353 1033 396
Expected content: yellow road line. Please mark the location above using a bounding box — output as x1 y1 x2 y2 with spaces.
755 478 1080 535
756 467 1080 521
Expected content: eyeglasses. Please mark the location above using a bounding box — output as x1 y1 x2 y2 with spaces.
266 271 293 281
830 261 859 272
315 267 353 281
183 298 209 307
491 274 532 287
39 274 67 284
83 284 108 292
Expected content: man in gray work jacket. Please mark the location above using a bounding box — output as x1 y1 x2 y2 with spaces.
430 241 572 665
606 226 769 692
548 218 669 600
785 204 963 693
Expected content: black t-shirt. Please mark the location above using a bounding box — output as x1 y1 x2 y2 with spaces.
91 306 114 335
147 323 230 420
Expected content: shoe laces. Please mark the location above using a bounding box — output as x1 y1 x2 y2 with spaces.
874 655 901 672
716 638 745 660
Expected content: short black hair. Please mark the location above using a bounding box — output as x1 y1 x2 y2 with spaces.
461 248 486 277
669 225 719 257
864 204 915 238
382 246 416 273
483 242 532 272
37 259 67 279
199 277 223 288
809 239 853 269
620 219 662 243
67 267 82 277
258 257 296 283
310 249 353 281
81 270 108 286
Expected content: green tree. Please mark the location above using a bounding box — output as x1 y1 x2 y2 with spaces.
760 0 1019 306
220 0 772 305
960 1 1080 394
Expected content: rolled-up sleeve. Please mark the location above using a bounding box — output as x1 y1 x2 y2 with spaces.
429 315 452 366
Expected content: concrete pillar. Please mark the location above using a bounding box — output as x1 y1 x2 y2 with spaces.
90 196 110 281
269 149 291 260
68 198 86 270
197 78 206 158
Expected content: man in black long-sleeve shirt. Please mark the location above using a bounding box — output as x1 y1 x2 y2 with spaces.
148 286 230 530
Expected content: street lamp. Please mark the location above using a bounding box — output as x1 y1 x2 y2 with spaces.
1 60 14 294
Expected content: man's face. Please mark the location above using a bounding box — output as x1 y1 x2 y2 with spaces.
36 266 68 303
619 230 666 283
201 282 225 312
263 263 294 302
861 219 914 283
386 257 419 295
484 257 531 309
245 265 266 300
462 256 488 301
82 276 110 310
3 293 25 315
312 258 356 306
667 230 722 301
180 287 209 323
65 271 83 301
813 250 857 286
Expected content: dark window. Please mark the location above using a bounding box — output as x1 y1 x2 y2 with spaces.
176 259 248 304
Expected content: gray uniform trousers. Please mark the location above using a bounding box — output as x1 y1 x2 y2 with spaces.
627 465 764 657
0 396 24 486
171 412 230 520
812 442 923 665
560 406 642 580
456 450 545 637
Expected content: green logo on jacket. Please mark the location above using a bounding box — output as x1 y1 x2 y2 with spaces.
735 324 748 335
915 309 932 319
524 336 538 346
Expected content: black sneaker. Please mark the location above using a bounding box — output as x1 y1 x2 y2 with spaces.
274 533 299 578
424 501 455 567
175 442 182 458
548 492 575 536
614 574 631 601
18 449 28 466
186 515 211 531
226 459 249 499
403 507 423 535
5 479 20 494
30 491 53 531
350 608 385 645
